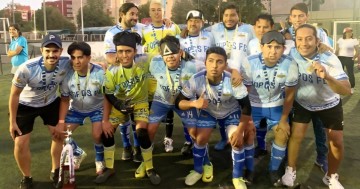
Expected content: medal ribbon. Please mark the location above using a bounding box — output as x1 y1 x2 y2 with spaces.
165 62 182 96
205 72 224 109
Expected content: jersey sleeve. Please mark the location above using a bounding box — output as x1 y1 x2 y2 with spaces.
104 67 116 94
181 76 196 99
18 37 27 48
241 57 252 86
12 64 29 88
59 72 71 97
285 60 299 87
104 30 115 54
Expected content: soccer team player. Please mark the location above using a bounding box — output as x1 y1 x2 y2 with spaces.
8 2 354 189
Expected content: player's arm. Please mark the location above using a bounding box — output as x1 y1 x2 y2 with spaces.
7 45 23 57
8 85 23 140
105 53 116 66
276 86 296 136
58 96 70 123
176 92 208 110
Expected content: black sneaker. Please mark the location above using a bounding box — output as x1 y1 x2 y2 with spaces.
121 146 133 160
93 168 115 184
180 142 193 156
254 146 268 158
244 169 254 186
269 170 282 187
49 168 60 188
146 168 161 185
19 177 33 189
133 146 143 163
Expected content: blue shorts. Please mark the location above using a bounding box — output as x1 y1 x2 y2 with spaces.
65 109 103 125
196 110 240 129
252 106 284 131
148 101 197 126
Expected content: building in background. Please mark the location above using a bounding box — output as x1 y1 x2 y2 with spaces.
2 4 31 22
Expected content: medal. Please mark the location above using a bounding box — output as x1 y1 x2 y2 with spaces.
40 58 59 104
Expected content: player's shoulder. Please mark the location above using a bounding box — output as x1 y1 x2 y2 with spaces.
248 54 259 61
23 57 42 69
193 69 206 79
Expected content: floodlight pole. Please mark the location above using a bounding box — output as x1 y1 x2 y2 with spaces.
43 0 47 34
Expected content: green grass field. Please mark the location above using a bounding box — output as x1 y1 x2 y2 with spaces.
1 62 360 189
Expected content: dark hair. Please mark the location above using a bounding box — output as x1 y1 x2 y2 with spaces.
295 24 317 38
119 3 138 22
223 4 239 15
159 35 180 47
253 13 274 26
67 41 91 56
342 30 353 39
205 47 227 61
113 31 141 50
290 3 308 15
9 23 22 36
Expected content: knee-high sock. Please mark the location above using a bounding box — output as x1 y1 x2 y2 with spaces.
244 144 255 172
131 122 139 147
104 145 115 169
70 139 84 156
183 127 192 143
232 148 245 178
94 143 104 162
219 125 227 141
119 121 132 148
193 143 206 174
141 145 154 171
256 128 267 150
203 144 211 165
165 116 174 138
269 142 286 171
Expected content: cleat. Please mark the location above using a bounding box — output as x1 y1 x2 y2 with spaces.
281 166 296 187
50 168 60 188
95 161 105 175
74 150 87 170
93 168 115 184
202 163 213 182
146 168 161 185
133 146 143 163
19 177 33 189
214 140 228 151
232 177 247 189
328 173 344 189
181 142 193 156
135 162 146 178
270 170 282 187
185 170 202 186
163 137 174 152
121 146 133 160
315 157 328 174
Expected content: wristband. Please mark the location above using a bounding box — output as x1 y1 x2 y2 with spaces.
58 120 65 123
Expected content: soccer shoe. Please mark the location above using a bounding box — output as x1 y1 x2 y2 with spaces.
19 177 33 189
232 177 247 189
281 166 296 187
244 169 254 186
181 141 193 156
214 140 228 151
254 146 268 158
185 170 203 186
269 170 282 187
328 173 344 189
133 146 143 163
146 168 161 185
163 137 174 152
121 146 133 160
50 168 59 188
95 161 105 175
202 163 213 182
315 157 328 173
93 168 115 184
74 150 87 170
135 162 146 178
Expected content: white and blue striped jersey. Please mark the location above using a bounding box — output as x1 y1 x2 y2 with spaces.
290 49 348 111
181 70 248 119
150 56 196 105
210 22 255 72
242 54 298 107
288 26 331 47
248 38 261 56
60 63 104 113
180 30 215 71
12 56 71 107
104 23 145 55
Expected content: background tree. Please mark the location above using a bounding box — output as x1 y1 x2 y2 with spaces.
138 1 150 21
171 0 196 24
76 0 113 28
303 0 325 11
36 7 76 33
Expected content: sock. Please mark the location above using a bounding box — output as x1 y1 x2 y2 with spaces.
131 122 140 147
193 143 206 174
119 121 132 148
244 144 255 172
183 127 192 143
269 142 287 171
232 148 245 178
256 128 267 150
165 120 174 138
94 143 104 162
70 140 83 156
203 144 211 165
219 125 227 142
104 145 115 169
141 145 154 171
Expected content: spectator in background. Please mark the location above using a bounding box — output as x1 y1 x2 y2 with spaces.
7 24 28 74
323 28 334 48
336 27 359 94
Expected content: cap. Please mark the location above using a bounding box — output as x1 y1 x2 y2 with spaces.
42 33 62 48
343 27 352 33
261 30 285 45
186 10 204 21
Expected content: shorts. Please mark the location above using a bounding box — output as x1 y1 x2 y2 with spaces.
65 109 103 125
292 101 344 130
109 102 149 126
16 97 60 136
252 106 284 131
196 110 240 129
148 101 197 126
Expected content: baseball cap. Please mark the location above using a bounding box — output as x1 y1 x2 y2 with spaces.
186 10 204 21
343 27 352 33
261 30 285 45
42 33 62 48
